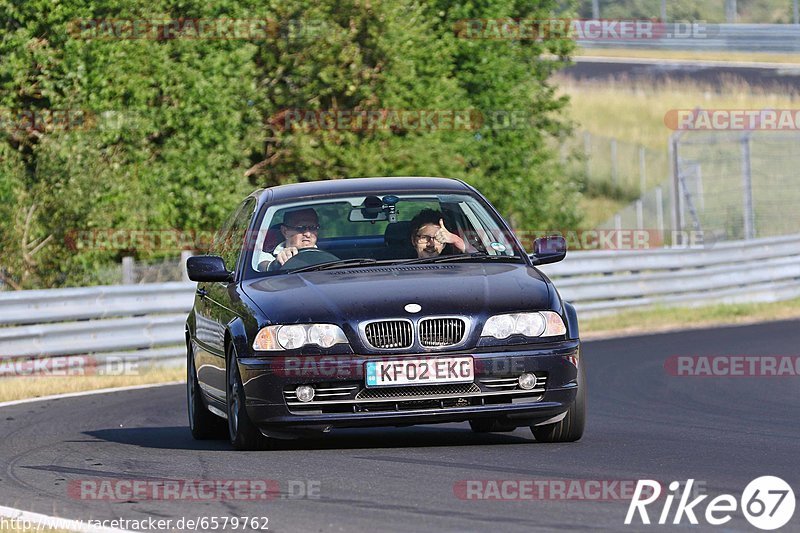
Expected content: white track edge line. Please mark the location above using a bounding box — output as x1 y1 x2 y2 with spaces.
0 381 184 409
0 504 134 533
0 382 184 531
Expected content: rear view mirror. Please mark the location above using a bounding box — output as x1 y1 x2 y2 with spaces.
530 236 566 265
349 195 389 222
186 255 233 282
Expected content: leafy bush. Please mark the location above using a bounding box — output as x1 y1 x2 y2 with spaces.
0 0 580 288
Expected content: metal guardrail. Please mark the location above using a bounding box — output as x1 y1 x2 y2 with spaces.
540 234 800 316
1 234 798 369
0 282 194 326
0 283 193 371
578 23 800 53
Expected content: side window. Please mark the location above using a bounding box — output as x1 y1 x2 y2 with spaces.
218 198 256 272
210 209 237 256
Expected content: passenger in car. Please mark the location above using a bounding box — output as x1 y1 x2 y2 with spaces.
409 209 467 258
257 208 320 271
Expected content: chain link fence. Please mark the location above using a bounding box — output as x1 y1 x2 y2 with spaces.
561 131 669 201
675 131 800 241
598 131 800 244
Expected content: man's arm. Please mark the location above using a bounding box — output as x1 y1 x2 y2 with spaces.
256 250 277 272
435 219 467 253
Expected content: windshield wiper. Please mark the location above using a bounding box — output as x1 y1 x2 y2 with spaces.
286 258 382 273
398 252 523 265
285 253 522 273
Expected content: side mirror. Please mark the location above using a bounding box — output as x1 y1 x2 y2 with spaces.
530 236 566 266
186 255 233 282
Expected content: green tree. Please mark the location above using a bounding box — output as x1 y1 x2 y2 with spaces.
0 0 580 288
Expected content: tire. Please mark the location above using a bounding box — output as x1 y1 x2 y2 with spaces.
187 343 227 440
469 419 517 433
531 361 586 443
226 344 268 450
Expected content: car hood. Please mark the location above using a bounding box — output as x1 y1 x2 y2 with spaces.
242 263 553 325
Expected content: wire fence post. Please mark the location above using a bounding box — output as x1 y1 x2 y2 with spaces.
610 138 618 186
670 134 683 244
694 164 705 210
741 133 755 239
583 132 591 181
639 145 647 195
635 199 644 230
725 0 737 22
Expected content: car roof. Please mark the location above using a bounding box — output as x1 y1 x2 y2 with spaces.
252 176 473 205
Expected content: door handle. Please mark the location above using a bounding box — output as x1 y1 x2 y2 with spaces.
196 287 208 297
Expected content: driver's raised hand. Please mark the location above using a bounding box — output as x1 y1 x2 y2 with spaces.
435 219 466 252
276 246 299 265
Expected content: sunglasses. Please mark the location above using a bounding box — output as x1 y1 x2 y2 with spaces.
415 234 437 244
284 224 320 233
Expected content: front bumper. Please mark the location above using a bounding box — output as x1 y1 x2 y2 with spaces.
238 340 580 434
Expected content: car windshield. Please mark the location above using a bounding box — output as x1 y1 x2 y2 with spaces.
247 192 524 275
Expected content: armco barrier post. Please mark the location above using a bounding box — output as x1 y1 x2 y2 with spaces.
122 256 134 284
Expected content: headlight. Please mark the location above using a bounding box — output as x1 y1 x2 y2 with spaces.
277 325 307 350
307 324 347 348
484 314 516 339
481 311 565 339
253 324 348 351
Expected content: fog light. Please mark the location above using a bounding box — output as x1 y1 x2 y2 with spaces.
295 385 315 403
518 373 537 390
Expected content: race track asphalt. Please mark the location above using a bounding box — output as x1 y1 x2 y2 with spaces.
562 57 800 91
1 319 798 532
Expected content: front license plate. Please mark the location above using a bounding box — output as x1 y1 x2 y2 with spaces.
365 357 474 387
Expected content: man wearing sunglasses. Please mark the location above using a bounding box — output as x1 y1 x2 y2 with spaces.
258 207 321 270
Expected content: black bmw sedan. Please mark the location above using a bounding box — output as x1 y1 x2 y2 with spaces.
185 177 584 450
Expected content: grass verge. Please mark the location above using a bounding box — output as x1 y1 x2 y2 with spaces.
0 364 184 403
558 77 800 151
577 194 629 229
575 47 800 65
581 297 800 339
